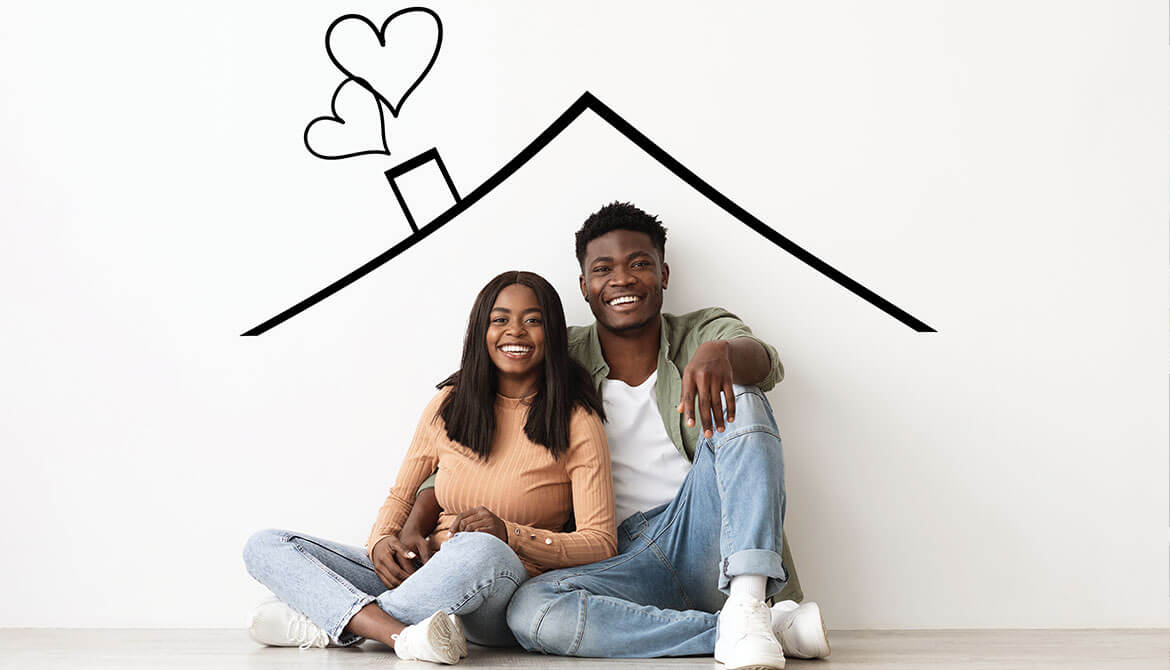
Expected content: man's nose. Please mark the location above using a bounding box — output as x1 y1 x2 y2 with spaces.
610 267 635 285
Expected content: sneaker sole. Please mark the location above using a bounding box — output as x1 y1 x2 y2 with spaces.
424 612 461 664
788 602 831 659
446 613 468 659
715 643 786 669
716 659 785 670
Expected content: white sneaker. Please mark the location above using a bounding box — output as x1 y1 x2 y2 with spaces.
446 613 468 658
392 611 462 664
248 598 332 649
715 595 786 669
771 600 831 659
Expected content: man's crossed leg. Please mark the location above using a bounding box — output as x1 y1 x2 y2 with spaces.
507 387 825 666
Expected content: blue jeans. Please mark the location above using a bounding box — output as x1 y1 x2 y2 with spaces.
243 529 527 646
506 386 792 657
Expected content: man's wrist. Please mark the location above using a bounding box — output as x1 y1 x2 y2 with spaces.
695 339 730 359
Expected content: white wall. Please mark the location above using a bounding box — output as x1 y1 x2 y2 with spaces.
0 1 1165 629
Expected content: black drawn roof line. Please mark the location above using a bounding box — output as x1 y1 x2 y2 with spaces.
242 91 936 336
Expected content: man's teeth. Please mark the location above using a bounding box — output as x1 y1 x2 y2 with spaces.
501 345 532 353
608 296 641 306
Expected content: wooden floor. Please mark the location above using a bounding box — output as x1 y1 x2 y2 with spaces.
0 628 1165 669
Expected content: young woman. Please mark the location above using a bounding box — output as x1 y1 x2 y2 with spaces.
242 271 616 664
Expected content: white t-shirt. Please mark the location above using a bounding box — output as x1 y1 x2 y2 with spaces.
601 370 692 524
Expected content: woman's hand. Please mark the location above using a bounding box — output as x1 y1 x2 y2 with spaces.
370 535 418 589
448 505 507 542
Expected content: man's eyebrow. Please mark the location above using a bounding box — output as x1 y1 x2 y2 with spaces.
589 251 653 265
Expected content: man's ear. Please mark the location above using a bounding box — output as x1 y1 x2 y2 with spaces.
579 273 588 302
661 262 670 291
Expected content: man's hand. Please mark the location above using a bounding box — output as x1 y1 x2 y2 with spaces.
678 340 736 439
399 488 440 567
370 534 418 589
398 525 433 568
447 505 507 542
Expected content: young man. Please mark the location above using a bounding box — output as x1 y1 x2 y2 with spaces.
400 203 829 667
501 203 829 668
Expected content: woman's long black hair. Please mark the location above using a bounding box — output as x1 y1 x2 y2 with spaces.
436 270 604 460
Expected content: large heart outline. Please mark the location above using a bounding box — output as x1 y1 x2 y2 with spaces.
325 8 443 118
303 78 390 160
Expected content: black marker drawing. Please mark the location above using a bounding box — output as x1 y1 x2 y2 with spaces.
385 148 461 234
303 8 442 159
248 86 937 335
325 9 442 115
303 78 391 160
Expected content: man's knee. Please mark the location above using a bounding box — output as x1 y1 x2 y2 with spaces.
726 385 778 432
703 387 781 456
506 579 582 655
699 388 783 483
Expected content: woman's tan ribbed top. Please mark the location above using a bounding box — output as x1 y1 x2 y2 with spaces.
367 387 617 577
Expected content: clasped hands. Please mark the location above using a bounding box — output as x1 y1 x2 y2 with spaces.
371 505 506 589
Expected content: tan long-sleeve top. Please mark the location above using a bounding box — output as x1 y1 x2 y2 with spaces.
367 388 617 577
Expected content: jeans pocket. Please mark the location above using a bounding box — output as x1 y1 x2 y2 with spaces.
619 511 649 545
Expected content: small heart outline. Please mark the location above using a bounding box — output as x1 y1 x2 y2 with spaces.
303 77 390 160
324 7 443 118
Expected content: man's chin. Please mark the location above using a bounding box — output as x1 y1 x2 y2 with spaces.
598 312 658 335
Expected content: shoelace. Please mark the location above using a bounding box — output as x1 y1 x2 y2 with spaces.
729 598 776 641
286 613 330 649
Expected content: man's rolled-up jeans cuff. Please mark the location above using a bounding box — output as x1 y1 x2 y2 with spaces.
721 549 788 598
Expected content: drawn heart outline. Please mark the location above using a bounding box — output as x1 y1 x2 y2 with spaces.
325 8 443 117
303 78 390 160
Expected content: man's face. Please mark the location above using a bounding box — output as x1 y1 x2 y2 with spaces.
579 229 669 334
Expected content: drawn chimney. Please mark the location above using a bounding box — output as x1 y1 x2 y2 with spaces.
384 148 461 233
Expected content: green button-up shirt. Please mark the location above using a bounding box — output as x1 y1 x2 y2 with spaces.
568 307 784 462
569 307 802 603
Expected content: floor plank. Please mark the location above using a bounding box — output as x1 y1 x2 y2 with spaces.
0 628 1165 669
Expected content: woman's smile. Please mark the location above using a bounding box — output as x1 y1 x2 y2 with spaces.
498 343 535 359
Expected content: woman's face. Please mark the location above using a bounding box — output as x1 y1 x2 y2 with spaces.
485 283 546 388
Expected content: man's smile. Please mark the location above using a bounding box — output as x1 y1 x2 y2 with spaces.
606 295 644 311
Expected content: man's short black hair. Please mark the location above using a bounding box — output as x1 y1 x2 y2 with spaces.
575 202 668 266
